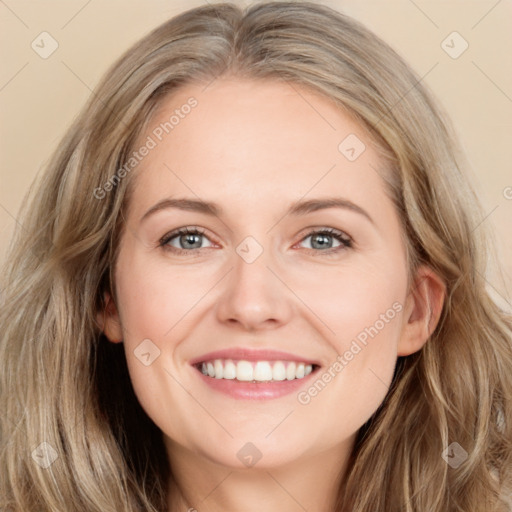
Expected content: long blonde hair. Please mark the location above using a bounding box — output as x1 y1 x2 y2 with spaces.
1 2 511 510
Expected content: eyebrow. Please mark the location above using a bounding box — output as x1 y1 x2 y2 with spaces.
140 196 374 225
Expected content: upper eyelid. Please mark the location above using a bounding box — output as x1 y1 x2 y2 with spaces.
160 226 352 249
295 226 352 245
161 225 207 238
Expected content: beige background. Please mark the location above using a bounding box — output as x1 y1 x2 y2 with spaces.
1 0 511 309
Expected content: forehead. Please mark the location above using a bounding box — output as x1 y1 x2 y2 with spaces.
127 77 392 217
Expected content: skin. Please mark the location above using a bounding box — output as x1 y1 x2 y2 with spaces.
98 76 445 512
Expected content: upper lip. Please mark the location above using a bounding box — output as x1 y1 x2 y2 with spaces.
189 348 320 366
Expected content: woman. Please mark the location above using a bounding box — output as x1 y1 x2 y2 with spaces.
1 2 511 510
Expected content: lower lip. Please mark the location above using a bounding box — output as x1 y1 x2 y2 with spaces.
193 366 318 400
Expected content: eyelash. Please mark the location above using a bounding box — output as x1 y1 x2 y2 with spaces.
158 226 353 257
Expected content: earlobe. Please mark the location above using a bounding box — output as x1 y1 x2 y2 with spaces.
96 292 123 343
397 265 446 356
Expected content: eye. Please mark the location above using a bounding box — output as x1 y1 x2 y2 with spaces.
297 227 353 255
158 226 353 257
159 227 215 254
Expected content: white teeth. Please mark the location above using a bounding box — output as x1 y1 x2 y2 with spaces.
214 359 224 379
223 360 236 379
254 361 273 381
272 361 286 381
198 359 315 381
236 360 254 381
286 362 296 380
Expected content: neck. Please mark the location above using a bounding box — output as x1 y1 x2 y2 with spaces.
166 437 355 512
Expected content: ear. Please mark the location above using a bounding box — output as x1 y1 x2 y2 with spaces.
96 292 123 343
397 265 446 356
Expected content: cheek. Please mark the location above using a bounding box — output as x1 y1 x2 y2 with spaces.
113 252 217 438
289 254 406 349
295 312 402 453
115 254 203 341
291 260 406 436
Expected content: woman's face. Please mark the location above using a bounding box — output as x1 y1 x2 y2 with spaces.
102 77 433 470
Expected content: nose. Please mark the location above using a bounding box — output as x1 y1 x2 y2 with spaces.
215 242 294 332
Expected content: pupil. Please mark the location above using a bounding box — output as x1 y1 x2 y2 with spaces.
181 233 201 249
312 234 332 249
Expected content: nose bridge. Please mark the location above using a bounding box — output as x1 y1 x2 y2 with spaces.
215 234 292 330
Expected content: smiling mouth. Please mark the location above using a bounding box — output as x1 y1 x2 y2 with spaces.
194 359 319 382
